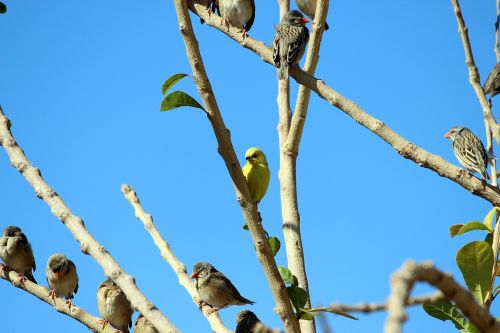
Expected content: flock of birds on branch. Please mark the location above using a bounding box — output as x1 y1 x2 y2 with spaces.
3 1 500 332
0 148 271 332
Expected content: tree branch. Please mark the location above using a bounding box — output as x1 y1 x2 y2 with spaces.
451 0 499 187
0 106 179 333
172 1 301 331
121 184 232 333
321 292 443 314
384 261 500 333
0 267 109 333
188 0 500 207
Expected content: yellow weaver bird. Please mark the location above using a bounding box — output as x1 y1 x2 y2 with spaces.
242 147 270 204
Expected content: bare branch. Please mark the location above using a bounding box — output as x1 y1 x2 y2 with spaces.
188 0 500 207
0 106 179 333
0 267 109 333
451 0 499 187
172 1 301 331
121 184 232 333
385 261 500 333
322 292 443 314
277 0 289 19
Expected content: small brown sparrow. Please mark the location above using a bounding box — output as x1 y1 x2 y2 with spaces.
294 0 330 30
45 253 79 304
191 262 254 310
134 314 158 333
0 226 37 283
97 278 134 333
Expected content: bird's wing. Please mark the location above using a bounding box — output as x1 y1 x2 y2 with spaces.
272 33 281 67
244 0 256 32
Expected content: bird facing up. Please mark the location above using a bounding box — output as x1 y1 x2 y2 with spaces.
46 253 79 300
97 278 134 333
0 226 37 283
216 0 255 35
273 10 310 80
484 61 500 98
242 147 270 204
294 0 330 30
191 262 254 309
134 314 158 333
444 126 490 180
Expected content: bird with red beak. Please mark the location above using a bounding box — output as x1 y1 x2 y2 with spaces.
46 253 79 306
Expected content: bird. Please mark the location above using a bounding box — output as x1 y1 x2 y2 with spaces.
294 0 330 30
0 226 37 283
134 314 158 333
191 262 254 310
444 126 491 180
45 253 79 305
97 278 134 333
242 147 270 204
484 61 500 98
273 10 310 80
215 0 255 38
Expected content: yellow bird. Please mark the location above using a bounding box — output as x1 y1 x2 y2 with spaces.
242 147 270 204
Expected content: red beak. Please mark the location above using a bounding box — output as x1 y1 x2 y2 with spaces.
301 17 310 25
444 132 451 138
54 272 61 280
190 272 198 279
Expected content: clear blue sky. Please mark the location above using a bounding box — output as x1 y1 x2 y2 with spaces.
0 1 498 332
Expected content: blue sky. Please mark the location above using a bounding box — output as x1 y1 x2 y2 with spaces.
0 1 498 332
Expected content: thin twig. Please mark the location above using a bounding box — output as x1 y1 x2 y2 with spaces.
323 292 443 314
187 0 500 207
0 267 109 333
451 0 499 187
0 107 179 333
172 1 301 331
385 261 500 333
121 184 232 333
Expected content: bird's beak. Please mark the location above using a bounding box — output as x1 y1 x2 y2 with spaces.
54 272 61 280
246 156 252 161
190 272 199 279
301 17 310 24
444 132 451 138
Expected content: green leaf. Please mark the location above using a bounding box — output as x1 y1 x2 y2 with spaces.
269 237 280 256
485 233 494 246
423 300 478 333
287 286 308 311
484 207 500 231
297 311 315 320
304 307 358 320
450 222 492 238
278 266 294 285
0 2 6 13
160 91 204 112
456 241 494 303
493 285 500 299
162 73 190 95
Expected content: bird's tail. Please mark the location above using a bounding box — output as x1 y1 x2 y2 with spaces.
26 271 37 284
278 63 288 80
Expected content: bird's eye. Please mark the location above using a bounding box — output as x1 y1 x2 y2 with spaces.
7 230 15 236
252 154 257 158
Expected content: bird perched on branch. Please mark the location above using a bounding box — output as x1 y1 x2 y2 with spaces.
236 310 280 333
97 278 134 333
444 126 491 180
273 10 310 80
242 147 270 204
294 0 330 30
484 61 500 98
213 0 255 39
0 226 37 283
191 262 254 310
46 253 79 305
134 314 158 333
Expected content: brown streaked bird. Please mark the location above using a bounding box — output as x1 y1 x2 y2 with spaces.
214 0 255 38
484 61 500 98
97 278 134 333
134 314 158 333
0 226 36 283
191 262 254 310
273 10 310 80
294 0 330 30
46 253 79 305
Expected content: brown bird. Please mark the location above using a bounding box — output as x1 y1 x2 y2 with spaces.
45 253 79 305
215 0 255 38
273 10 310 80
294 0 330 30
134 314 158 333
97 278 134 333
236 310 280 333
0 226 36 283
191 262 254 310
484 61 500 98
